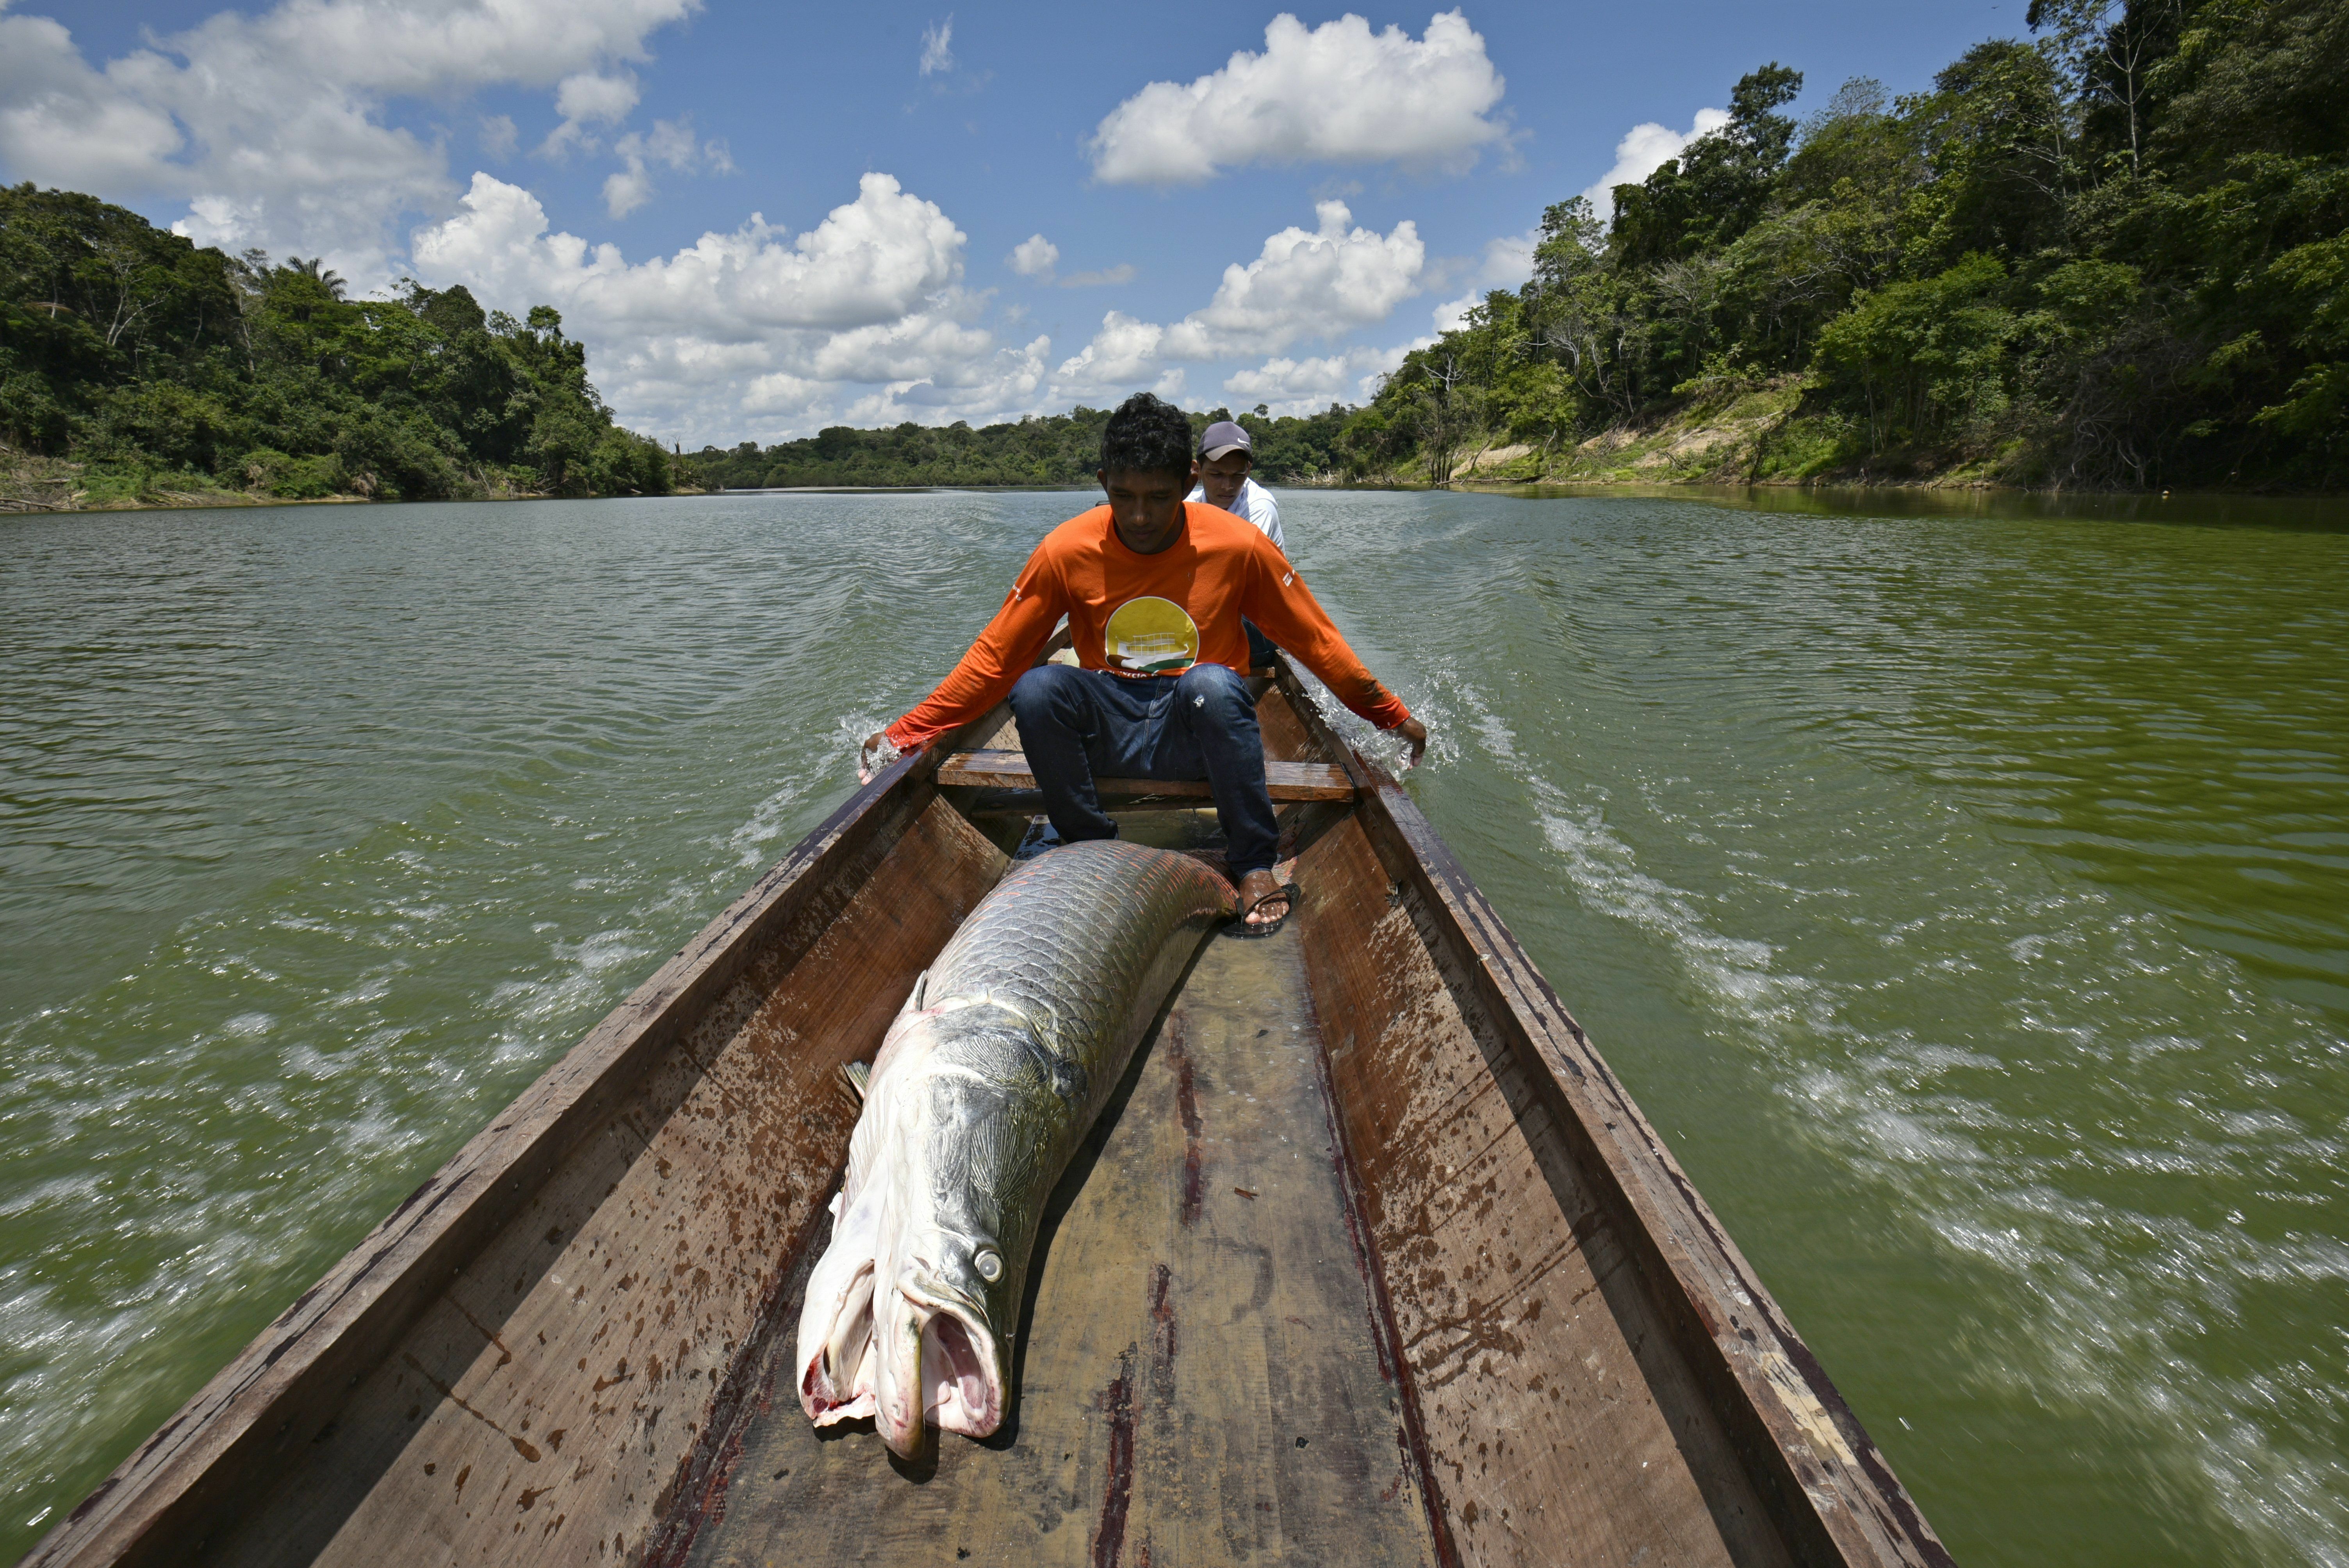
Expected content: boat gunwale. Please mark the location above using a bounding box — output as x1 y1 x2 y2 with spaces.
1267 659 1951 1568
18 709 1007 1568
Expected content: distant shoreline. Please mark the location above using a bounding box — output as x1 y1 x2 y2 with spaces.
0 486 723 516
9 478 2340 522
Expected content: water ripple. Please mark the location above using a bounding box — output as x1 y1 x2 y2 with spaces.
1283 489 2349 1568
4 489 2346 1568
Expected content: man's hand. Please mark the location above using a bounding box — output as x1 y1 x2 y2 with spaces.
858 731 900 784
1394 716 1428 770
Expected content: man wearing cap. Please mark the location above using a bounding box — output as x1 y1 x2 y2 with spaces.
861 392 1425 936
1188 419 1282 548
1190 418 1285 672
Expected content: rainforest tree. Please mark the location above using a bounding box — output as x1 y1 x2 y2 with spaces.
0 184 672 501
1345 0 2349 490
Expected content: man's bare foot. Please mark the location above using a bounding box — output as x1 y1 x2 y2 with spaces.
1235 868 1293 936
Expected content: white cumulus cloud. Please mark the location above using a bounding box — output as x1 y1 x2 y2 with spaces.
1052 201 1421 404
1221 344 1409 416
1088 10 1506 185
602 114 725 217
0 14 186 192
1052 312 1169 397
411 171 1052 439
556 70 640 126
1008 233 1059 278
414 171 965 333
1582 107 1731 220
842 335 1054 428
540 70 642 159
1169 201 1419 356
1009 237 1136 289
0 0 700 279
1160 200 1423 356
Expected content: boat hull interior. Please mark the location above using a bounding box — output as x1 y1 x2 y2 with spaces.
25 674 1947 1568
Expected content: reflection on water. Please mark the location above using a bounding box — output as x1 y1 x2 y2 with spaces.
1 487 2344 1566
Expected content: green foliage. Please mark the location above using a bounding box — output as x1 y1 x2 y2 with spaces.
690 404 1353 490
1611 64 1806 270
1814 253 2023 444
234 447 345 499
89 381 242 470
0 184 674 502
1342 0 2349 490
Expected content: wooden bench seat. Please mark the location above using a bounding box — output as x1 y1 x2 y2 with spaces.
937 748 1355 803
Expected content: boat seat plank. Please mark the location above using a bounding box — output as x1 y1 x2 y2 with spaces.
678 920 1442 1568
939 748 1355 802
200 797 1009 1568
1296 814 1796 1568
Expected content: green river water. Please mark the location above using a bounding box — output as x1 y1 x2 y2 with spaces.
2 488 2344 1565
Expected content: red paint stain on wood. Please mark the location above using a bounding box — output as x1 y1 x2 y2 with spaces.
1092 1345 1139 1568
1168 1018 1204 1228
1149 1263 1178 1377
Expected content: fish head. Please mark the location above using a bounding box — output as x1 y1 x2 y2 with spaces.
871 1221 1012 1457
869 1007 1046 1458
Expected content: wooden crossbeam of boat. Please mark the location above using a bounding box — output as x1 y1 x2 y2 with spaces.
937 747 1355 802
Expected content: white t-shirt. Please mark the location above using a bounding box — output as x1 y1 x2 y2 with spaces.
1187 476 1283 551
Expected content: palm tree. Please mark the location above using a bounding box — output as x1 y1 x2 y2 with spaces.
284 255 347 299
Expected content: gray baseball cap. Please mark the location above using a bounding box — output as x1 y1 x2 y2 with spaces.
1199 420 1252 461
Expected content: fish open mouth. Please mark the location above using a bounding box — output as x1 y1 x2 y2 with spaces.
910 1294 1001 1437
799 1269 1002 1450
897 1277 1000 1436
872 1276 1003 1456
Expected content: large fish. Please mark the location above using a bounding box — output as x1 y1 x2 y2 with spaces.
795 839 1234 1458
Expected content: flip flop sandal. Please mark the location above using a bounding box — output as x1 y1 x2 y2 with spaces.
1228 876 1298 939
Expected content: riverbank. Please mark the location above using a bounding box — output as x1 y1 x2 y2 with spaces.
0 447 712 513
11 433 2334 515
1397 376 2025 492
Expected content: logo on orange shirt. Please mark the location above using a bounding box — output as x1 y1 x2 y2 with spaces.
1103 595 1199 675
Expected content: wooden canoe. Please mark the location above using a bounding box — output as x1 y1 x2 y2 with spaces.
23 661 1951 1568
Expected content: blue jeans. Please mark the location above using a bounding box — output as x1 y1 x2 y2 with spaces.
1009 663 1279 878
1244 618 1278 671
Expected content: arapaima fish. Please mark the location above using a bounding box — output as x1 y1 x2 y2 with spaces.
795 839 1233 1457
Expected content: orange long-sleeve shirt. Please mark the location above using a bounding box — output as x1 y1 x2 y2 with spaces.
884 502 1412 752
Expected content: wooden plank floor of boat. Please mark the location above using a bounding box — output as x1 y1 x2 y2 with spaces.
677 912 1443 1568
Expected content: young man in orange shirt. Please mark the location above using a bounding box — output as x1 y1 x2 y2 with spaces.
863 393 1426 933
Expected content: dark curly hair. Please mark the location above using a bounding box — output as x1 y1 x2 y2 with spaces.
1098 392 1194 482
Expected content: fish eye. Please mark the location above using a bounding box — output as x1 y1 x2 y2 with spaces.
974 1247 1002 1282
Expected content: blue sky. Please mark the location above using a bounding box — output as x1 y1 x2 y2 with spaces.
2 1 2019 443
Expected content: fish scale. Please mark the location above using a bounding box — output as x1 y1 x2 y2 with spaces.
927 842 1224 1042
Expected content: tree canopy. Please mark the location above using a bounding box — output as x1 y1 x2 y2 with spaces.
688 404 1354 490
1347 0 2349 490
0 184 674 502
